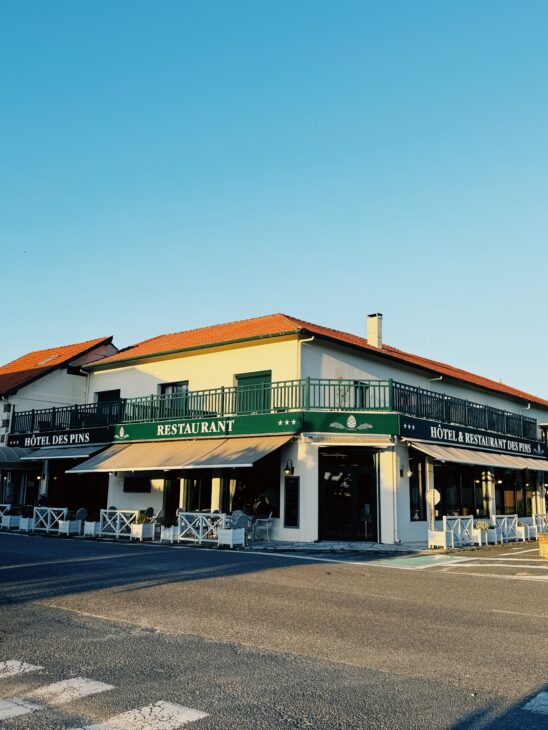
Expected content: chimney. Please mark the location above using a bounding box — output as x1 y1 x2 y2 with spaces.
367 313 383 348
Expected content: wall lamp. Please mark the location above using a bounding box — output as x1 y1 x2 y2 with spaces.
284 459 295 476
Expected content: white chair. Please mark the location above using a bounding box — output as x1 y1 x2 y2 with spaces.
253 512 273 542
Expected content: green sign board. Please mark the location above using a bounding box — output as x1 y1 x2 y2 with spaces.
302 412 399 435
113 412 303 443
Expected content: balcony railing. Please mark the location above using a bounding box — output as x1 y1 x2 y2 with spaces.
10 378 539 441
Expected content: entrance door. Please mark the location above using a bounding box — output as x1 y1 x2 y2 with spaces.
319 448 377 541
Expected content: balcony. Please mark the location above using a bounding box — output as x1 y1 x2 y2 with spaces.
10 378 540 441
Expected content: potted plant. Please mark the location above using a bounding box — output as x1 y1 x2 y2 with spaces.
1 510 20 530
472 520 490 546
130 513 155 541
18 506 34 533
84 511 101 538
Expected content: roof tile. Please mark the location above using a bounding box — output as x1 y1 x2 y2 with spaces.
88 314 548 408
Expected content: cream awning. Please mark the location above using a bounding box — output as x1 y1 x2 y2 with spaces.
67 435 292 473
407 441 523 469
502 454 548 472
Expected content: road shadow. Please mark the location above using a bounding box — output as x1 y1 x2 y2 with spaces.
0 532 329 606
448 682 548 729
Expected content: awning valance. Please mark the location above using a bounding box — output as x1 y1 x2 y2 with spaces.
408 441 548 471
21 444 109 461
67 435 292 473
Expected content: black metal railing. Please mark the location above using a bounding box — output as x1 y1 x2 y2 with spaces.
10 378 540 441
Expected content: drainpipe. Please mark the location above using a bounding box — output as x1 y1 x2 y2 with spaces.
297 335 315 380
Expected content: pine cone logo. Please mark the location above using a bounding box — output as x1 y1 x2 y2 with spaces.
346 415 357 430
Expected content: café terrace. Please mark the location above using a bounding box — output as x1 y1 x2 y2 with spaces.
1 313 548 547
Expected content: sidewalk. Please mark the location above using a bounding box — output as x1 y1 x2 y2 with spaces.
247 540 428 554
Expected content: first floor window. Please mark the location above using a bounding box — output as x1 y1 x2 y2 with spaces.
409 456 427 521
123 476 152 493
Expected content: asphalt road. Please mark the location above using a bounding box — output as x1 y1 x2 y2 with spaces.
0 533 547 729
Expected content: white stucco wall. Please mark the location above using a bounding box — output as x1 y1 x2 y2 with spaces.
106 473 165 512
87 337 301 400
301 340 548 425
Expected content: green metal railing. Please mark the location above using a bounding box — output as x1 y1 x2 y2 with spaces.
10 378 540 441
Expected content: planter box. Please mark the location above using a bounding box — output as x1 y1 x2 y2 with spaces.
18 517 34 532
130 523 155 541
160 525 178 543
1 515 20 530
218 527 246 548
84 521 101 538
58 519 82 536
538 533 548 559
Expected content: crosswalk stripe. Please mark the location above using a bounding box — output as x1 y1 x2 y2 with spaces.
523 691 548 715
71 700 208 729
0 660 43 679
0 677 114 720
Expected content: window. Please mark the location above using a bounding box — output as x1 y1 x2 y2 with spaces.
160 382 188 396
235 371 272 414
159 382 189 419
494 469 533 517
95 389 121 403
409 456 427 521
284 476 300 528
435 463 489 518
123 476 152 493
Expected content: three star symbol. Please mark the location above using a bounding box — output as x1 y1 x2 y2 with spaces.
278 419 298 427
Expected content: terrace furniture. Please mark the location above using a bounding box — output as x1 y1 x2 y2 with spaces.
1 515 20 530
217 527 246 548
130 522 155 541
253 512 274 542
160 525 178 543
33 507 68 533
428 516 475 550
18 517 34 532
100 509 139 538
84 521 101 538
493 514 520 543
58 508 87 537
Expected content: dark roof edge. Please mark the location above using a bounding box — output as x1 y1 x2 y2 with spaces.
83 330 303 371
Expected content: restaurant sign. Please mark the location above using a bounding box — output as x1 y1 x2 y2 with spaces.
112 412 303 442
400 416 547 458
7 426 114 449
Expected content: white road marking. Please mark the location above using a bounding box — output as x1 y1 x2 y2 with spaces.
28 677 114 704
439 569 548 582
492 609 548 620
249 550 469 570
0 677 114 720
449 561 548 570
71 700 208 729
523 691 548 715
499 547 539 556
0 699 42 720
0 660 43 679
0 553 144 571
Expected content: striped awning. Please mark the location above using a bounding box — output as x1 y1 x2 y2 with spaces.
408 441 548 471
67 435 292 473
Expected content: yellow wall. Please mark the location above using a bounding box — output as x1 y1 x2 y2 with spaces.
88 336 301 399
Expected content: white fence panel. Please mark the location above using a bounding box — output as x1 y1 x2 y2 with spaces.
493 514 519 542
99 509 138 538
33 507 68 533
177 512 227 544
533 513 548 534
0 504 11 517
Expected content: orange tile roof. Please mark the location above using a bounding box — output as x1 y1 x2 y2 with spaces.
0 336 113 396
87 314 548 408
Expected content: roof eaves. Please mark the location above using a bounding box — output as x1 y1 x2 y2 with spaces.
0 336 113 397
84 329 305 371
309 332 548 409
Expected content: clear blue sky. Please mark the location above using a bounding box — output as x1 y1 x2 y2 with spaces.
1 1 547 397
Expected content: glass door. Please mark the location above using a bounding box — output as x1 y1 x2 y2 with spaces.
319 448 377 541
